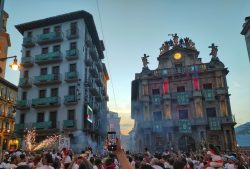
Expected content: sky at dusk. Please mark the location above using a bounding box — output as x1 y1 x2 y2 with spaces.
4 0 250 135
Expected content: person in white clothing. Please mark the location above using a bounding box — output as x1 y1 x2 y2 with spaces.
17 154 27 166
5 155 18 169
205 144 223 169
37 153 54 169
150 158 163 169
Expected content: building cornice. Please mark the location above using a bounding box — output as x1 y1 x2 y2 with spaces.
0 77 18 91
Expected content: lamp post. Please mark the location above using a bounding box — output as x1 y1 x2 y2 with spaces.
0 55 20 70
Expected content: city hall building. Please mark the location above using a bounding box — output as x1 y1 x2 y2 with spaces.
131 34 236 152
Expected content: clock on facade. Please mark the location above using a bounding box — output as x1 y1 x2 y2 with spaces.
174 52 182 60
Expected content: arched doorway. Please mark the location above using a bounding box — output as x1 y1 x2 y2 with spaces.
178 135 196 152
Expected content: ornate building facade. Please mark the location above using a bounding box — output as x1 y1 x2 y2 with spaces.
241 16 250 62
131 34 236 152
0 78 17 153
0 1 18 155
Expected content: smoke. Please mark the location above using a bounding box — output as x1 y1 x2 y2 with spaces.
70 130 98 154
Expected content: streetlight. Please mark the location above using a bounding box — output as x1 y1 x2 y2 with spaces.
0 56 20 70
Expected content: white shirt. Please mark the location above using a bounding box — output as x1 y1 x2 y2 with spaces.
207 151 222 162
164 162 171 169
152 165 163 169
225 163 236 169
37 165 55 169
72 163 79 169
5 163 17 169
18 162 27 166
64 156 72 164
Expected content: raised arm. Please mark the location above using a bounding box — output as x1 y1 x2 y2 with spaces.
114 138 133 169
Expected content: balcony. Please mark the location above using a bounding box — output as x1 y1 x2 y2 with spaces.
216 88 228 95
90 86 99 96
95 96 102 102
95 78 103 87
34 74 61 86
63 120 76 129
21 56 34 67
89 47 98 61
85 56 93 66
89 67 98 78
176 92 189 105
190 117 208 125
209 117 221 130
37 32 63 45
179 119 192 133
155 64 209 77
18 77 32 88
203 89 215 101
32 121 52 129
104 95 109 101
35 51 62 65
93 104 100 112
84 79 92 87
16 100 30 110
14 123 25 131
32 96 60 108
151 95 161 105
22 37 35 48
66 28 79 40
193 91 202 97
65 71 78 82
66 49 79 60
163 94 171 100
137 121 152 129
64 95 78 105
96 61 103 72
220 115 236 124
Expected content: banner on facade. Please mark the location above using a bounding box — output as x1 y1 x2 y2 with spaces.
179 119 191 133
209 117 221 130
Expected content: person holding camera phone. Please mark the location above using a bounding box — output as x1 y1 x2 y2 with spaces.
105 136 133 169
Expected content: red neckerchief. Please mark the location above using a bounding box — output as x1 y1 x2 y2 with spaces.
105 163 116 168
210 149 215 155
98 164 103 169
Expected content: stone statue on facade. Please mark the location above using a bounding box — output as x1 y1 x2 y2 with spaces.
209 43 218 58
168 33 179 46
141 54 149 68
160 41 170 53
184 37 196 50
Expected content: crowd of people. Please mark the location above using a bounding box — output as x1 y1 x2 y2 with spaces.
0 139 249 169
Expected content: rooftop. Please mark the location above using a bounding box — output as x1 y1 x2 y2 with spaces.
15 10 104 59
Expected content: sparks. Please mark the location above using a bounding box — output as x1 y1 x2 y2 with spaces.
25 129 36 152
33 135 60 151
25 129 60 152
